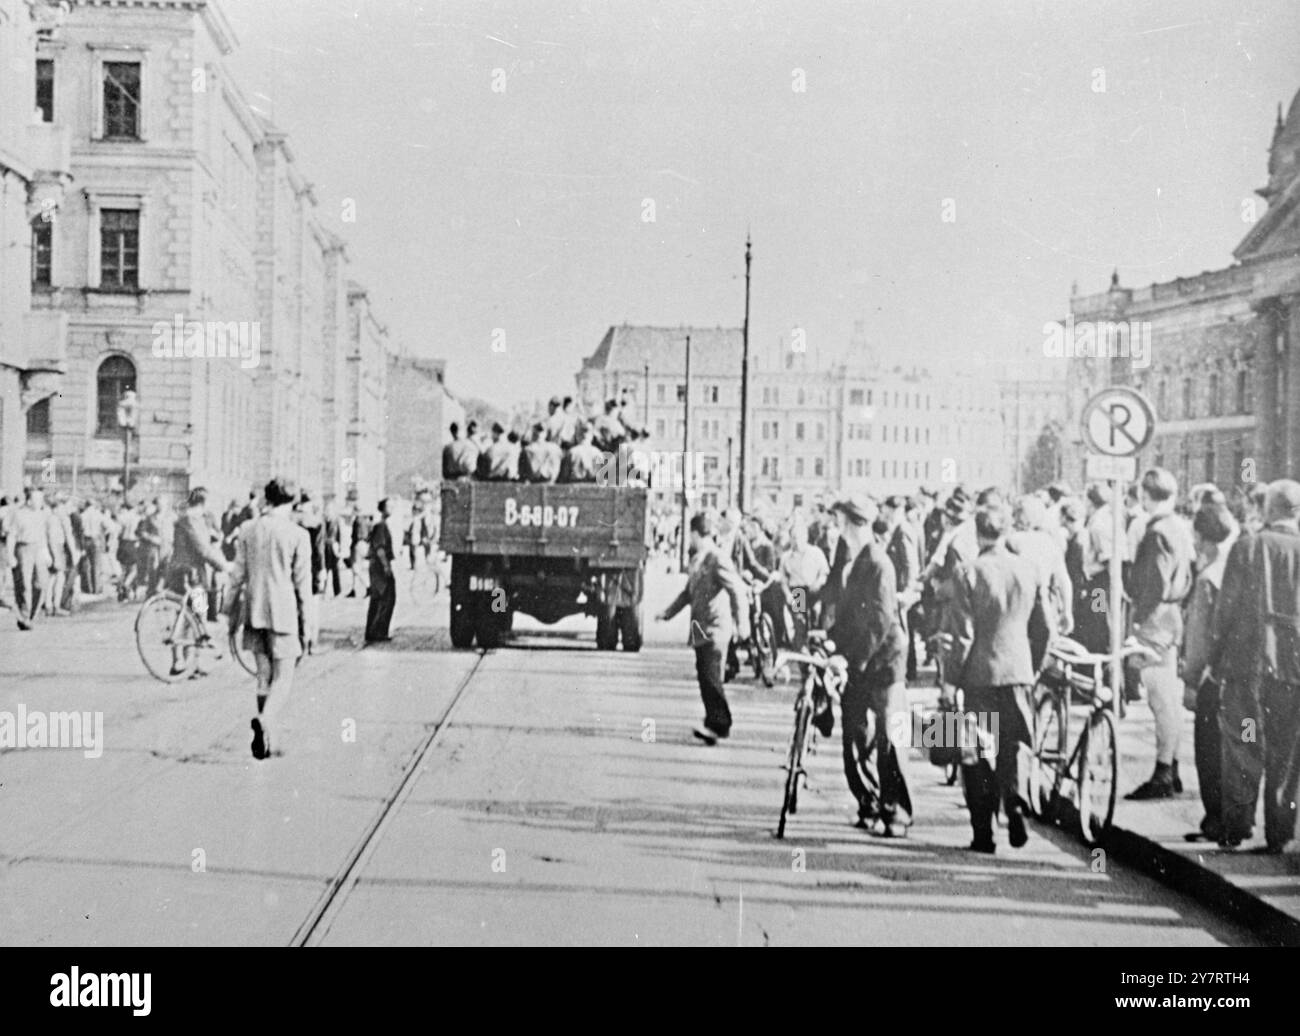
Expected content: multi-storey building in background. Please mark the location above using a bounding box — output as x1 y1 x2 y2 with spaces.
1061 89 1300 494
576 321 1013 515
384 352 463 497
0 0 73 492
5 0 403 510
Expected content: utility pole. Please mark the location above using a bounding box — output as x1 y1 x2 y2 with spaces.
643 361 650 430
738 233 752 513
680 334 692 572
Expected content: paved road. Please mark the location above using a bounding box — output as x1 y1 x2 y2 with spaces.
0 573 1263 945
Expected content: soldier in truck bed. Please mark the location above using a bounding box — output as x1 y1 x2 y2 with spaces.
560 422 605 483
476 422 520 481
519 422 562 483
442 422 479 480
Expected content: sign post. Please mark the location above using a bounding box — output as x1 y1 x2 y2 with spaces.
1080 386 1156 724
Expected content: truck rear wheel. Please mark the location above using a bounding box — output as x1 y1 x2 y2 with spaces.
616 604 643 653
449 591 475 649
595 607 618 650
475 597 504 649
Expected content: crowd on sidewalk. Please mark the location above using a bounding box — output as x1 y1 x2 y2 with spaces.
659 472 1300 857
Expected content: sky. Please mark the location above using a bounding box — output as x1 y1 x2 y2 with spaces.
219 0 1300 405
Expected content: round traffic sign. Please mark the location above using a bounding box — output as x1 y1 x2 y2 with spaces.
1081 386 1156 458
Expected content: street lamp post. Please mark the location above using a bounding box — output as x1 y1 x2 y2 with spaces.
738 234 752 512
643 361 650 430
679 334 691 573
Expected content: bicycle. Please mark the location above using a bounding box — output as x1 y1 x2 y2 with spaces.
405 546 445 606
745 573 780 687
926 632 961 787
1027 637 1158 844
773 629 848 839
134 583 256 683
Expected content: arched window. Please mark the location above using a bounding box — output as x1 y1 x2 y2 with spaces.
27 397 51 436
96 354 136 436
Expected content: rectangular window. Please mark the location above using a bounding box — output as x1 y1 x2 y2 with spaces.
36 59 55 123
656 384 665 404
849 389 863 406
655 419 665 438
708 385 719 404
31 218 53 288
816 423 824 440
814 458 824 477
795 458 804 477
99 209 139 289
103 61 142 139
865 459 872 478
793 494 803 508
676 384 685 403
795 422 805 440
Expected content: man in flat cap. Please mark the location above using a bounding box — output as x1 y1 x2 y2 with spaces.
828 492 912 837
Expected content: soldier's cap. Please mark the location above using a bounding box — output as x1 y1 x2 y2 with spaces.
828 492 877 526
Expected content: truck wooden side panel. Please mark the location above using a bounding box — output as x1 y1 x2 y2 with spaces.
439 482 647 566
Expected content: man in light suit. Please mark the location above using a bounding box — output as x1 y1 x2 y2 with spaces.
226 476 311 760
943 504 1046 854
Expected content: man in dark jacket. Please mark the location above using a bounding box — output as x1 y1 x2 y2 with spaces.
656 510 750 744
943 504 1046 853
166 488 228 598
1209 479 1300 851
828 493 912 837
364 499 397 643
519 422 562 483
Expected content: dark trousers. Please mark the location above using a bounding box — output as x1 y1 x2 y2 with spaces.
326 552 342 597
960 684 1033 840
694 643 731 735
1193 677 1223 833
1224 676 1300 847
82 543 101 595
840 676 912 824
1220 676 1262 841
365 571 396 641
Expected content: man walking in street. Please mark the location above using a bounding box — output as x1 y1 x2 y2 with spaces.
942 504 1046 853
1210 479 1300 851
226 476 311 760
655 510 750 745
1124 468 1195 800
828 493 912 837
10 486 52 630
365 498 397 643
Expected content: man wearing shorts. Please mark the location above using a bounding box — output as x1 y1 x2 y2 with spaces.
226 476 311 760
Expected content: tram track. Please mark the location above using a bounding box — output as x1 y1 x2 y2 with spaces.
288 650 489 946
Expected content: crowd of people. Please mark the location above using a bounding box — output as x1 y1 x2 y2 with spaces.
441 394 652 486
659 471 1300 856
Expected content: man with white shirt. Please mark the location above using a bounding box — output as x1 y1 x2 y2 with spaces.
780 521 829 645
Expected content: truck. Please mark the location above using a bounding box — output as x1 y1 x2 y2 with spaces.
439 481 648 651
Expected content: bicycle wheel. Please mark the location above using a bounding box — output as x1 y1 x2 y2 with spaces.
1077 709 1119 845
1028 688 1068 817
778 696 813 838
229 620 257 676
755 614 777 688
135 593 201 683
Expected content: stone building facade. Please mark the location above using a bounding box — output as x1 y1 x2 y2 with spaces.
11 0 397 509
1061 89 1300 494
576 322 1011 515
384 353 463 498
0 0 73 493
